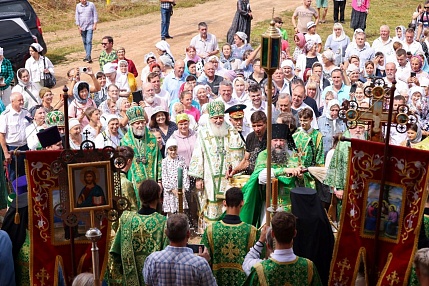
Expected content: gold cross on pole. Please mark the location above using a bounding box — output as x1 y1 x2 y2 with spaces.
36 267 50 286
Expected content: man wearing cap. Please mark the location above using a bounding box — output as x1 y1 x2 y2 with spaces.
75 0 98 63
37 126 64 150
0 47 14 107
0 92 31 183
305 22 322 53
230 111 267 176
240 124 302 227
225 104 248 141
292 0 319 34
120 106 162 208
190 22 219 60
162 59 186 102
189 101 244 228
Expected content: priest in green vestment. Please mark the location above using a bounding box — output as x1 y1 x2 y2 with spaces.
201 187 258 286
240 124 303 227
324 124 367 220
110 179 169 285
189 101 244 227
243 212 322 286
120 106 162 209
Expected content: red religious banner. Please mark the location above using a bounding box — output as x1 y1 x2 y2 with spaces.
329 139 429 286
25 150 111 286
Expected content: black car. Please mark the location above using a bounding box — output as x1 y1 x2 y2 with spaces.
0 17 36 73
0 0 47 72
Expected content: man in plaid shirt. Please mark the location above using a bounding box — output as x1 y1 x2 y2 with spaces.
143 213 217 286
0 47 14 108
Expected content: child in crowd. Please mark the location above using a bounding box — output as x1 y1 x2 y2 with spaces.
161 138 189 215
180 90 200 122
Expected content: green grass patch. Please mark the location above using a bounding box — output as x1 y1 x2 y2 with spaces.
250 0 421 52
46 46 82 65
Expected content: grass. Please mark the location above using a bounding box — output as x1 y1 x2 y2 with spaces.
30 0 214 33
250 0 422 51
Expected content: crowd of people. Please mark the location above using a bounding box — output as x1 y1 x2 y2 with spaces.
1 0 429 284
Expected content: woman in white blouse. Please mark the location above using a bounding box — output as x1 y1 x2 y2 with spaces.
25 43 54 89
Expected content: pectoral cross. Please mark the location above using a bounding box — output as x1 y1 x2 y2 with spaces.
36 267 50 286
136 156 147 164
216 146 226 156
336 258 351 282
293 147 306 166
83 129 91 141
386 271 400 286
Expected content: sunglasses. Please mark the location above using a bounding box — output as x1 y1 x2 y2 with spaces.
425 6 429 8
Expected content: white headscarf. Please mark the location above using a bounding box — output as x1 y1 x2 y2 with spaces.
326 99 341 133
332 23 346 42
155 40 175 62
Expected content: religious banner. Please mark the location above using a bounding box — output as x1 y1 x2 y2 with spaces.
329 139 429 286
25 150 111 286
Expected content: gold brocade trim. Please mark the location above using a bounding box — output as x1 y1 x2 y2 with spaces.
377 252 394 286
212 262 243 271
77 253 87 274
54 256 66 286
207 224 214 255
307 259 313 285
247 226 257 251
269 257 299 265
254 262 268 286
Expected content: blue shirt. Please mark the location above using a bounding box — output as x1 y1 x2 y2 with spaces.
162 72 186 102
75 1 98 31
0 230 15 286
322 83 351 104
144 246 217 286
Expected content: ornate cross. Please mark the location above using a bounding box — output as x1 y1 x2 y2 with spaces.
386 271 400 286
36 267 50 286
293 147 306 166
83 129 91 141
336 258 351 282
221 241 240 260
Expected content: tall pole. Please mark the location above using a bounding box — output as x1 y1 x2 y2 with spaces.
63 85 70 150
260 18 281 226
265 73 273 225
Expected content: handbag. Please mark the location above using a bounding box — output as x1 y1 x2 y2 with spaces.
41 57 56 88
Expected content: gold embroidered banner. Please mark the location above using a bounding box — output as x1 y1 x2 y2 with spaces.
26 150 111 286
329 139 429 285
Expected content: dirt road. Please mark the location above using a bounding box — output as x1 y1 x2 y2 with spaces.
45 0 301 96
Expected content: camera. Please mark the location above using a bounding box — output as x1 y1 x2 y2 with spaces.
79 67 88 73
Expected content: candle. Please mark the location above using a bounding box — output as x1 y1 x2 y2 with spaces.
178 167 183 189
272 178 278 207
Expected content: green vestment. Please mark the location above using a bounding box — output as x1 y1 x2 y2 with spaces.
120 127 162 209
201 220 258 286
408 213 429 286
243 256 323 286
324 130 351 191
240 150 299 227
109 211 169 285
120 172 138 212
292 128 324 190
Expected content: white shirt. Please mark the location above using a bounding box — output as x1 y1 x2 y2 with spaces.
0 107 31 145
292 102 319 129
24 56 55 83
401 40 424 55
11 83 42 111
372 37 396 63
94 130 121 148
190 33 219 59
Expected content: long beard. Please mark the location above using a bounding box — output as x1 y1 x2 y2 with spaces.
351 133 366 140
209 121 229 137
271 148 288 164
132 126 145 137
